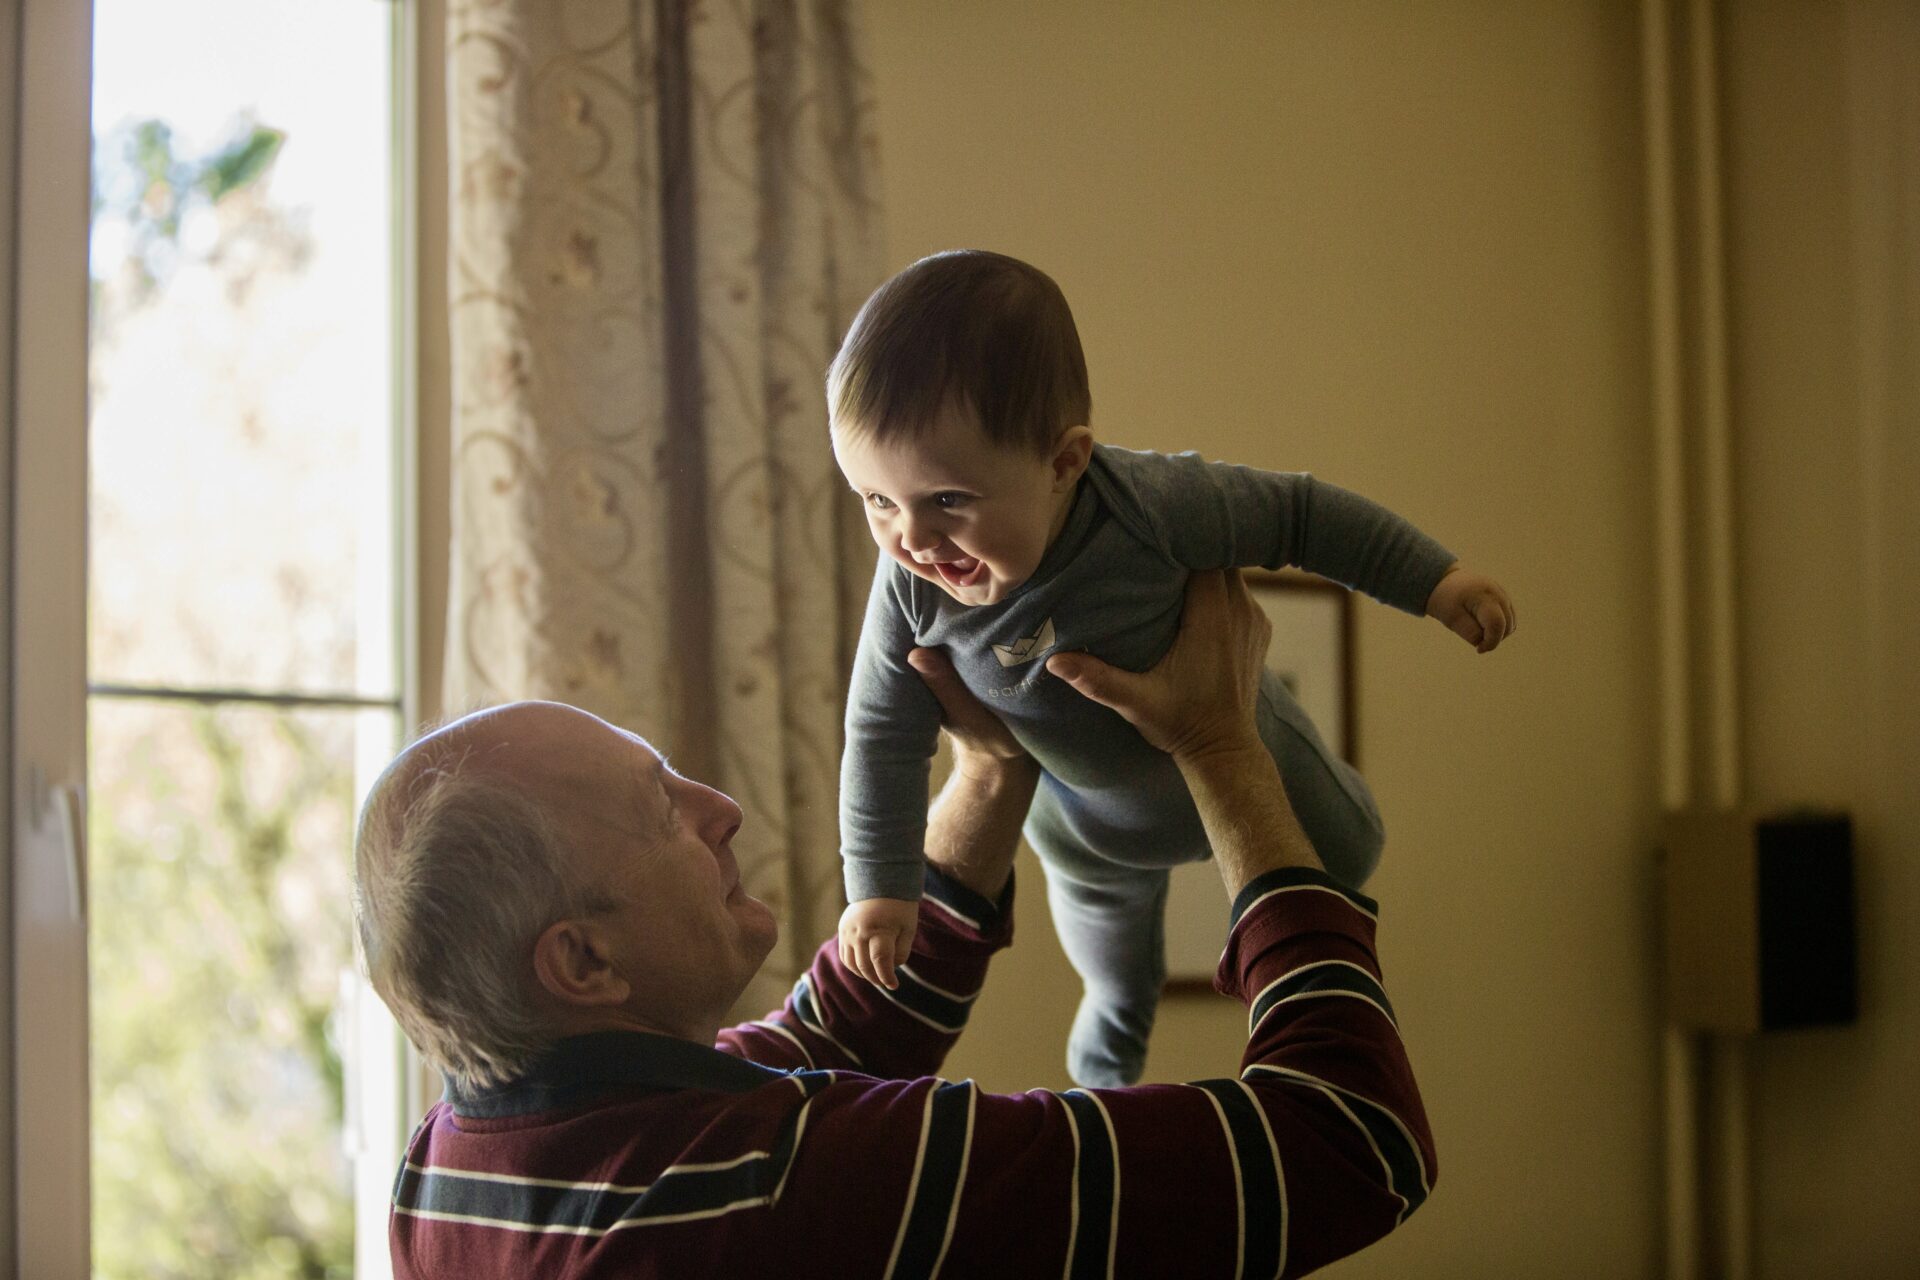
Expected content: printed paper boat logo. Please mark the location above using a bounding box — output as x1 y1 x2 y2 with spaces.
991 617 1056 668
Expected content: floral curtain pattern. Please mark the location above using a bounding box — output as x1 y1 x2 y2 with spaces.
445 0 882 1013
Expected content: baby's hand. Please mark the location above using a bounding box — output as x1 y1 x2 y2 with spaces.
838 897 920 990
1426 566 1518 653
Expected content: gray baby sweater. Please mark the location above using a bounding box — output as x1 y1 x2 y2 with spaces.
839 444 1456 902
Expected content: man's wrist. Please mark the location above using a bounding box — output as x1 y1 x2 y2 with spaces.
1169 729 1269 777
950 747 1039 791
924 753 1038 900
1174 733 1322 896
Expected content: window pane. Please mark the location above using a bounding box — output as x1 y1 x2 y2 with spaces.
88 0 396 696
89 698 395 1280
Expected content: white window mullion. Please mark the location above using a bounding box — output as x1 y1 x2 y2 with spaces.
9 0 97 1275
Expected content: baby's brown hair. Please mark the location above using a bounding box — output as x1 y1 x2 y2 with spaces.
828 250 1091 454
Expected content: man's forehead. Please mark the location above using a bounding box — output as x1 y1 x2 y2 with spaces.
470 704 671 842
420 702 649 785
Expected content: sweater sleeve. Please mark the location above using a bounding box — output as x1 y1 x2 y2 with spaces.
757 866 1436 1279
1105 447 1458 616
716 866 1013 1078
838 557 944 903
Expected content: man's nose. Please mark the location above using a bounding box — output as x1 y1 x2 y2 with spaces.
690 780 744 846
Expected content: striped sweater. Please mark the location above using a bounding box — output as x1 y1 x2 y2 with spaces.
390 864 1436 1279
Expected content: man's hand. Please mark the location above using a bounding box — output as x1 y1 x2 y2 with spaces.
1426 565 1517 654
839 897 920 990
1044 569 1271 761
1047 569 1320 892
907 647 1028 774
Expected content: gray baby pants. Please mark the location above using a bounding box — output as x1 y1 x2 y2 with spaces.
1024 674 1384 1087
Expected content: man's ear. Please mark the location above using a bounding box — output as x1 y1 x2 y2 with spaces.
1049 426 1094 491
532 918 632 1008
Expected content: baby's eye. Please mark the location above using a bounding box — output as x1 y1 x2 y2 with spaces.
866 493 896 511
933 492 972 510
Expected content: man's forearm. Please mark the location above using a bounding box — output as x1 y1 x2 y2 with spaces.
923 752 1039 899
1175 736 1322 898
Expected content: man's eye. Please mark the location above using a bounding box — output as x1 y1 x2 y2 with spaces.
934 492 971 510
866 493 895 511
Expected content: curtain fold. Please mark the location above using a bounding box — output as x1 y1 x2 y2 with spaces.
445 0 882 1013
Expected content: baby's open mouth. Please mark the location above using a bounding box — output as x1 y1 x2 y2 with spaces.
932 556 986 588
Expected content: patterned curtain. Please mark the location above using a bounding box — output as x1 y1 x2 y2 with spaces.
444 0 883 1014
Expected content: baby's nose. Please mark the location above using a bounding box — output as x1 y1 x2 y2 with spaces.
900 517 942 553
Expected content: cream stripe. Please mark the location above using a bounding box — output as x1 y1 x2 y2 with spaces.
1231 1078 1289 1279
921 892 984 932
395 1193 774 1235
1058 1095 1083 1280
401 1149 771 1197
794 980 866 1068
1236 882 1376 925
771 1100 816 1205
1246 960 1386 1033
754 1019 816 1069
393 1205 604 1237
1251 990 1399 1039
875 980 968 1034
1292 1078 1405 1221
401 1161 649 1195
881 1087 939 1280
1194 1088 1245 1280
1244 1064 1430 1198
896 963 982 1004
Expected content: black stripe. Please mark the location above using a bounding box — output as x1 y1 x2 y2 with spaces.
1249 1068 1427 1220
922 865 1005 932
397 1150 792 1235
397 1165 608 1231
891 969 974 1031
1196 1080 1283 1278
792 975 823 1030
393 1115 432 1205
1340 1092 1426 1219
891 1081 973 1278
1229 867 1376 928
1250 962 1395 1032
1061 1091 1115 1280
627 1159 770 1221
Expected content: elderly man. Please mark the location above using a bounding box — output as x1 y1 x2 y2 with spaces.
354 570 1435 1279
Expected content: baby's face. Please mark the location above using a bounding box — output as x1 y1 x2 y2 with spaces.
832 403 1078 607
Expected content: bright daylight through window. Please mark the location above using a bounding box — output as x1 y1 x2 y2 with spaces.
86 1 409 1276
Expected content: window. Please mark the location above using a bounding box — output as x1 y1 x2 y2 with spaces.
86 2 414 1274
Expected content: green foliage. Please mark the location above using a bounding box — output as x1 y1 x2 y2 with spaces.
199 127 287 202
88 104 364 1280
90 704 355 1280
91 116 290 296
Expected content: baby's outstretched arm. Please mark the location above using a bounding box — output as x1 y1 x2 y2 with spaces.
1426 564 1518 653
839 897 920 990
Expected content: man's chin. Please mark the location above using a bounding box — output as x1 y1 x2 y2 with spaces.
736 892 779 954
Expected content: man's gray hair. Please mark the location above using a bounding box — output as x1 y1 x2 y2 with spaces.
352 751 606 1094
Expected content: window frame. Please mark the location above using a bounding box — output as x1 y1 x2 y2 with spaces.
7 0 427 1273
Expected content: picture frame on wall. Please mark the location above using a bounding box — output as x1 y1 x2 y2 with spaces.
1161 569 1356 991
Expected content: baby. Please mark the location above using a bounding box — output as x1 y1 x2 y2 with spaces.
831 250 1515 1087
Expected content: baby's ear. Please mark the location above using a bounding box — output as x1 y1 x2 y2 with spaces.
1049 426 1095 490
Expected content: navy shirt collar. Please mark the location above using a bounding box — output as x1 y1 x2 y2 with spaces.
448 1029 787 1119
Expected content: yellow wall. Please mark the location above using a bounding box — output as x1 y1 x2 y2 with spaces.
867 3 1662 1275
868 1 1920 1275
1721 2 1920 1274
